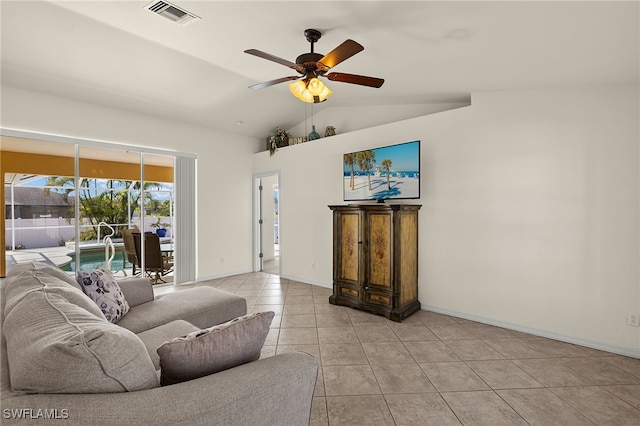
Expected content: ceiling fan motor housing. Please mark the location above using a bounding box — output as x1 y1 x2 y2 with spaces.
296 52 323 64
296 29 328 76
296 52 326 76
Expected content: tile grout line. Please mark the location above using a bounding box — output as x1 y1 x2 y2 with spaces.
182 273 640 425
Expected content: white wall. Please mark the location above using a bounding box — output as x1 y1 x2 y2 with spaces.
287 102 470 140
1 86 261 279
254 84 640 357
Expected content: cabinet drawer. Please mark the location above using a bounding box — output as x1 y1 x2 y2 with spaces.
340 287 359 299
366 292 390 307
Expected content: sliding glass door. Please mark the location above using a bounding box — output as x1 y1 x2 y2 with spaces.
3 134 180 283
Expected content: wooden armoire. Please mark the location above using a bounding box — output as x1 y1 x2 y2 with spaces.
328 204 421 322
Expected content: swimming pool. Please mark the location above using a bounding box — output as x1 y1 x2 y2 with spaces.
61 249 128 272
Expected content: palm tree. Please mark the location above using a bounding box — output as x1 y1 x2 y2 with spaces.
357 150 376 191
381 158 393 190
44 177 163 240
343 153 357 190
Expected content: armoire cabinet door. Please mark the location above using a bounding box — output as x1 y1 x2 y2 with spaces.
332 209 362 303
364 211 393 307
338 211 361 283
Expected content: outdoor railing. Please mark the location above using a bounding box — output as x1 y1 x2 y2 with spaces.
5 218 172 251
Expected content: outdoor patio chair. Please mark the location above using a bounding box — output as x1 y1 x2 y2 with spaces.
121 228 141 276
133 232 173 284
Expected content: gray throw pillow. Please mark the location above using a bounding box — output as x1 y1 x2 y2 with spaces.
76 267 130 323
157 311 275 386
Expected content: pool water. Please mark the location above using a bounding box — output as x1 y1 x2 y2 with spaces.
62 250 128 272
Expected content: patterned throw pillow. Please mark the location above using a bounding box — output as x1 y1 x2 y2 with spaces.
76 267 130 323
157 311 275 386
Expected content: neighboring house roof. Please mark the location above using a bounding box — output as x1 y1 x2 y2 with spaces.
5 187 74 207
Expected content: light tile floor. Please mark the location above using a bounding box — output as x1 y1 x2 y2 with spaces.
156 272 640 426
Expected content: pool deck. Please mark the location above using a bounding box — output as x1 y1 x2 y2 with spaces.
6 246 74 269
5 243 173 282
6 245 134 279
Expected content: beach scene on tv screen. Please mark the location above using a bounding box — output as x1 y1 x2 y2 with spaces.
343 140 420 201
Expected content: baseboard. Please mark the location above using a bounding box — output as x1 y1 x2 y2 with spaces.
279 273 331 289
423 304 640 360
196 268 254 283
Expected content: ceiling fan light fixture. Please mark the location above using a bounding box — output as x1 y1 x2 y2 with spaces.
307 78 324 96
289 78 332 103
315 83 333 102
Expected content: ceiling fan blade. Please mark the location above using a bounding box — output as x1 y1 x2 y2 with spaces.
319 39 364 69
244 49 304 72
248 76 300 90
326 72 384 88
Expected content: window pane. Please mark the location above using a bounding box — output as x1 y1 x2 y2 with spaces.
3 137 75 274
142 153 175 284
76 145 141 276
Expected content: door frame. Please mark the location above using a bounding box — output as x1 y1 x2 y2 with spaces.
252 171 280 274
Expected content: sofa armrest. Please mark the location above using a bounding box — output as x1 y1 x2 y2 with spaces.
0 352 318 426
116 277 154 307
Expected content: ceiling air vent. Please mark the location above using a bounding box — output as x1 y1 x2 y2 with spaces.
145 1 200 26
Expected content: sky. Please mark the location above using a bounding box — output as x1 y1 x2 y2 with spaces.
344 140 420 172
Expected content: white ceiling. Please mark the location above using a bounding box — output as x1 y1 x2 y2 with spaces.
1 1 638 140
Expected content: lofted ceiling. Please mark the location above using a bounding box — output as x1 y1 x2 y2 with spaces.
1 1 638 140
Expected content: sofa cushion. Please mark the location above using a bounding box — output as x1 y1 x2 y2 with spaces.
158 311 275 386
76 267 130 323
5 261 83 291
3 263 104 320
117 286 247 333
3 280 159 393
137 320 200 370
116 277 155 307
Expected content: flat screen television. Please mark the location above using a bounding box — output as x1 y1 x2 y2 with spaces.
343 140 420 202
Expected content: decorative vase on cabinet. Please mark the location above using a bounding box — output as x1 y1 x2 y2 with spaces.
328 204 421 322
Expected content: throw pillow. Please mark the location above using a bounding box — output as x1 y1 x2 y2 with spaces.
157 311 275 386
76 267 130 323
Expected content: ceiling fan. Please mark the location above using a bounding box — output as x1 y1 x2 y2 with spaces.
244 29 384 103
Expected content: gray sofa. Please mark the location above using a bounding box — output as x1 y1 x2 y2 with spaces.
1 263 318 425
